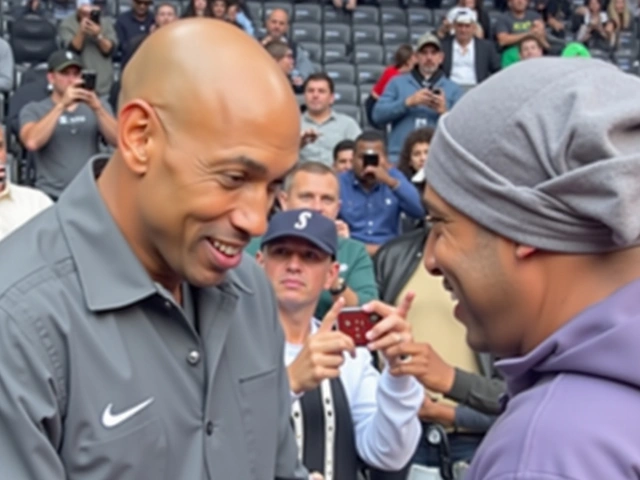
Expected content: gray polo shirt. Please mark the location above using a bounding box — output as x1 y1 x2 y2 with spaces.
20 97 112 199
0 157 307 480
299 110 362 166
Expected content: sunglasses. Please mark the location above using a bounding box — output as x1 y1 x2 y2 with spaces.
134 0 153 5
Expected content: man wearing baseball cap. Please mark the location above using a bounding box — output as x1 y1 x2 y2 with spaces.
391 58 640 478
258 209 423 479
19 49 117 200
440 8 500 88
372 32 463 164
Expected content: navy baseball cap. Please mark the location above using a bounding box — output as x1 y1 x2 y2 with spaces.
261 209 338 257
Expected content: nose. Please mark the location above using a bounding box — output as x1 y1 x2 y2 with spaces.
285 253 303 272
229 191 271 238
423 231 442 276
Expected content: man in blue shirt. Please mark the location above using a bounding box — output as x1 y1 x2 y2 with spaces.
372 33 464 164
338 130 425 256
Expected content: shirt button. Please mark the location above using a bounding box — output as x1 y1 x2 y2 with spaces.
206 421 214 436
187 350 201 366
164 300 172 310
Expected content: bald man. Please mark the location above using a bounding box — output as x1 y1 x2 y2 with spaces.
0 19 309 480
262 8 314 79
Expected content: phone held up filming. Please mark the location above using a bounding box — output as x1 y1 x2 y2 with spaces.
336 307 382 347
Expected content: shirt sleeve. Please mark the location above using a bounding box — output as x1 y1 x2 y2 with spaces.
371 76 409 125
389 168 425 219
345 350 423 471
19 102 44 129
58 19 77 48
346 117 362 140
344 241 378 305
372 67 395 97
0 41 14 92
494 14 511 35
103 18 119 50
0 309 66 479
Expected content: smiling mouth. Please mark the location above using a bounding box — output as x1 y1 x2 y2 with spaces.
208 238 243 257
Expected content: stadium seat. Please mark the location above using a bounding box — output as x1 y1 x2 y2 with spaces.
293 3 322 23
357 64 385 85
354 44 385 65
246 1 262 22
300 41 322 63
432 8 448 26
333 85 359 106
409 26 431 43
353 24 382 45
325 62 356 84
323 43 348 64
323 5 350 24
407 7 434 27
323 23 352 46
334 103 361 123
352 5 380 25
292 22 322 43
382 24 410 45
380 6 407 25
9 14 58 65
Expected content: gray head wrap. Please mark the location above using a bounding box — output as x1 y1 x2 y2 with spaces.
425 58 640 253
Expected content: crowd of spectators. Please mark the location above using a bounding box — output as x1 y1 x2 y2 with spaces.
0 0 639 478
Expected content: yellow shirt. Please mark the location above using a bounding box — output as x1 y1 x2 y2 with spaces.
398 264 480 406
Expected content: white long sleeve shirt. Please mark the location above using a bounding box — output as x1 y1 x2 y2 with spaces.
285 319 424 471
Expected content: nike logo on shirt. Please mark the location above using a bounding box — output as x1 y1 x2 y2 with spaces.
101 397 155 429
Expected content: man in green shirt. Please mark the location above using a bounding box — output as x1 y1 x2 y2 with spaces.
246 161 378 318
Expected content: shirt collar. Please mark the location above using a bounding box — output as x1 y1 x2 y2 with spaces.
303 110 336 125
57 156 250 313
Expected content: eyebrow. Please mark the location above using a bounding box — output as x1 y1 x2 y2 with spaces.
217 156 269 175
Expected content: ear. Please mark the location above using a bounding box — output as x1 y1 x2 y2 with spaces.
515 244 537 260
255 250 264 266
323 261 340 290
117 99 162 177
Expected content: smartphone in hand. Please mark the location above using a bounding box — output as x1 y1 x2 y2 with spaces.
336 308 382 347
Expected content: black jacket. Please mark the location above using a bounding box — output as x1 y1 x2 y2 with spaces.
441 37 501 85
373 228 506 415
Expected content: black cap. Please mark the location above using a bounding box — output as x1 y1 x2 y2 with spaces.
261 209 338 257
47 50 83 72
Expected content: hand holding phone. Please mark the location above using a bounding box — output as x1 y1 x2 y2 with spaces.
89 9 101 25
287 298 355 394
362 151 379 168
336 307 382 347
81 70 97 91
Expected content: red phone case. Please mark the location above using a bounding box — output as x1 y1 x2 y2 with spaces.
336 309 382 346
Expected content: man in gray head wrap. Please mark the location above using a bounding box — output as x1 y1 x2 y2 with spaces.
414 58 640 479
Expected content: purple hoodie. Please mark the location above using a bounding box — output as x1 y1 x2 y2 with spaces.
465 279 640 480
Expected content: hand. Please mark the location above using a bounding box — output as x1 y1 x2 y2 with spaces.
335 220 350 238
287 297 356 395
81 88 103 111
362 164 397 188
386 341 456 394
309 473 325 480
426 89 447 115
81 17 101 36
59 80 90 108
418 396 455 426
361 292 415 364
405 89 431 108
261 34 273 45
300 128 319 148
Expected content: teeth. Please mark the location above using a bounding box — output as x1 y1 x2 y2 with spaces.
212 240 240 256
